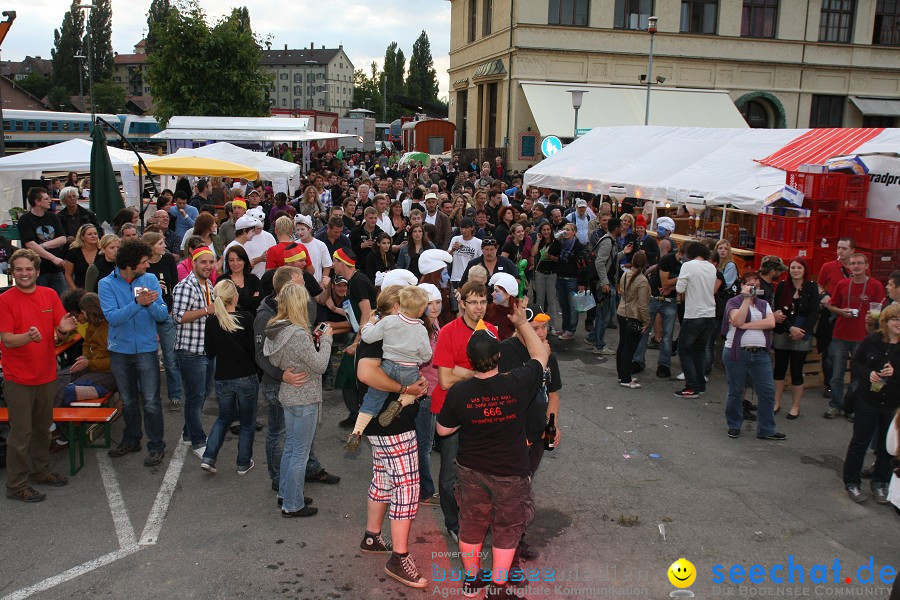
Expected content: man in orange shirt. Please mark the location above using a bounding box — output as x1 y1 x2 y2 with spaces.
1 249 78 502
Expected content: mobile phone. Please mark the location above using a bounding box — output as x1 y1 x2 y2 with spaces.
315 323 328 334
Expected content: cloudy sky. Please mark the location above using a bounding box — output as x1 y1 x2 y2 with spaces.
2 0 452 97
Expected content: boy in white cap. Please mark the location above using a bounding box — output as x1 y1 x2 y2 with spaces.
348 272 433 449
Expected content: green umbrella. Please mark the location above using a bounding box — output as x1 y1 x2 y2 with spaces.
89 124 124 226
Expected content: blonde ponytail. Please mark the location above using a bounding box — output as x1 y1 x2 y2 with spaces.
212 279 242 333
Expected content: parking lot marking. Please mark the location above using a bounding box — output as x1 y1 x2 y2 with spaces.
139 441 188 546
97 452 137 549
1 547 140 600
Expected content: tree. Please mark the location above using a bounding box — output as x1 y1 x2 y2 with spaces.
92 81 126 113
47 86 74 111
406 31 439 103
382 42 407 121
352 62 383 120
86 0 114 80
146 0 173 54
145 2 271 126
17 73 52 100
50 0 85 95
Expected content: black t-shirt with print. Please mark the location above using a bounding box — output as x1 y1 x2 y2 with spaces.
438 359 543 477
348 271 377 324
357 340 418 437
18 210 66 273
498 337 561 444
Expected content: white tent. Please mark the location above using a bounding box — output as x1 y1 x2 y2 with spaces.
173 142 301 193
0 139 153 220
522 126 900 214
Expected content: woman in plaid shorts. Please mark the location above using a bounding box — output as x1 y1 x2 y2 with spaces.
355 284 429 589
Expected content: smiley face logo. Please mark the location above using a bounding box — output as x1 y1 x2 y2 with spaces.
668 558 696 588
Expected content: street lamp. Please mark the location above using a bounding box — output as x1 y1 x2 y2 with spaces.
568 89 587 139
79 4 97 124
74 54 86 111
644 15 657 126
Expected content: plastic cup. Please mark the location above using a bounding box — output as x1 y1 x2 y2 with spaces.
869 302 882 320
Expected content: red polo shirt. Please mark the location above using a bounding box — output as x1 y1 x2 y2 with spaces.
430 316 498 414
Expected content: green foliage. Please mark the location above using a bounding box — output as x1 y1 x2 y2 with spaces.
47 86 74 111
17 73 52 100
86 0 114 80
50 0 85 95
145 0 173 54
92 81 127 114
406 30 439 103
382 42 407 121
352 63 383 120
145 2 271 126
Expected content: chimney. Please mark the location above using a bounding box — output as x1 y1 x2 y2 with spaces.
284 44 287 51
321 45 324 49
310 42 314 50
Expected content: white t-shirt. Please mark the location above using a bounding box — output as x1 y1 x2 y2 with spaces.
724 302 771 348
448 235 482 282
301 236 333 282
425 211 437 226
676 259 717 319
243 230 276 278
376 214 396 237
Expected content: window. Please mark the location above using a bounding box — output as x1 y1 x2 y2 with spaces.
615 0 653 30
809 95 844 127
269 98 276 107
308 86 315 95
62 122 70 131
114 76 121 83
51 122 59 131
307 73 315 82
741 0 778 37
549 0 590 26
483 0 493 36
306 99 314 109
318 73 324 80
740 100 771 128
27 121 36 131
317 85 325 92
294 85 301 95
863 114 896 127
15 121 23 131
873 0 900 45
282 85 288 92
2 120 10 130
282 99 287 106
458 89 468 147
681 0 718 33
294 99 302 108
294 73 301 82
318 98 325 107
487 82 498 148
819 0 855 43
280 73 288 80
39 121 48 131
469 0 478 42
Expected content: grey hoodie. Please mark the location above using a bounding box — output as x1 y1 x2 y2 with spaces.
263 320 332 407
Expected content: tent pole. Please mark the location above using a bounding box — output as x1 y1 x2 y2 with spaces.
720 206 727 240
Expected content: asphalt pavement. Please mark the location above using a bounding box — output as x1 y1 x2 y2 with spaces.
0 323 897 600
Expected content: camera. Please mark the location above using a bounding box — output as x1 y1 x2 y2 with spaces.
748 287 765 297
849 308 859 318
553 230 565 240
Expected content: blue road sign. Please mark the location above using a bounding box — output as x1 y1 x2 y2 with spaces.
541 136 563 158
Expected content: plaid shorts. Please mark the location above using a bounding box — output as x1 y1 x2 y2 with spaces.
367 430 420 520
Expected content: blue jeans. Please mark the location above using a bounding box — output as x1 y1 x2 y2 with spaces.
633 298 677 367
157 316 181 402
264 382 284 482
438 430 460 534
109 351 165 453
588 289 615 349
280 403 319 512
204 376 258 468
828 339 859 412
415 397 436 500
177 350 210 447
678 317 716 393
555 276 579 334
360 360 420 416
724 348 777 436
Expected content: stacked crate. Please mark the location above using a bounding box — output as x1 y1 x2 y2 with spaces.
839 217 900 281
754 171 870 275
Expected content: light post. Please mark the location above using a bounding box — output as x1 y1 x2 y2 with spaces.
567 89 587 139
74 54 86 111
644 15 657 126
79 4 97 124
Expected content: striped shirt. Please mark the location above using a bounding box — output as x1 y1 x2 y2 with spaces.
172 271 215 354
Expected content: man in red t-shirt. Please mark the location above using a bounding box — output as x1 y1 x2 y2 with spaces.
431 282 497 541
0 250 78 502
817 237 856 399
824 252 885 419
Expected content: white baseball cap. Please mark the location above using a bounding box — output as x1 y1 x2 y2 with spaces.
489 272 519 297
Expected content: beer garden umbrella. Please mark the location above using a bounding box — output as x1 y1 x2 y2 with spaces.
89 124 125 225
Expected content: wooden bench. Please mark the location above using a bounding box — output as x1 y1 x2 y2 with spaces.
0 402 118 476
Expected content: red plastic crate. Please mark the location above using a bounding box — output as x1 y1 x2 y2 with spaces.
867 248 900 279
811 213 842 239
757 213 813 243
753 239 814 270
811 248 832 280
839 218 900 249
785 171 870 202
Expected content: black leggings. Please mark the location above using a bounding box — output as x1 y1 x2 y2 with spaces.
773 348 807 386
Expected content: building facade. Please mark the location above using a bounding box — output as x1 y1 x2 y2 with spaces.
448 0 900 169
261 44 355 116
112 40 154 114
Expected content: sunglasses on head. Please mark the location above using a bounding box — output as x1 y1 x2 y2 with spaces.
482 239 497 246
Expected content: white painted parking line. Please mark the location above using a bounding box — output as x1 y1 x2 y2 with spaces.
1 547 140 600
97 452 137 549
140 441 187 546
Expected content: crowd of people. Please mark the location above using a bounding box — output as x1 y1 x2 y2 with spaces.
0 149 898 596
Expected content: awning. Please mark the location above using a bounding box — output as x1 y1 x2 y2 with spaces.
165 116 311 131
520 81 748 137
850 97 900 117
135 156 259 179
755 127 883 171
152 129 354 143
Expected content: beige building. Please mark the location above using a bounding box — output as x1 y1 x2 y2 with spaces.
261 44 355 116
112 40 154 114
448 0 900 169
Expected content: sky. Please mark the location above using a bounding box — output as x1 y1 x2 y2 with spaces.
1 0 453 98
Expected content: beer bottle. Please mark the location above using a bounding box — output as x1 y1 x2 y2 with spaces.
543 414 556 451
